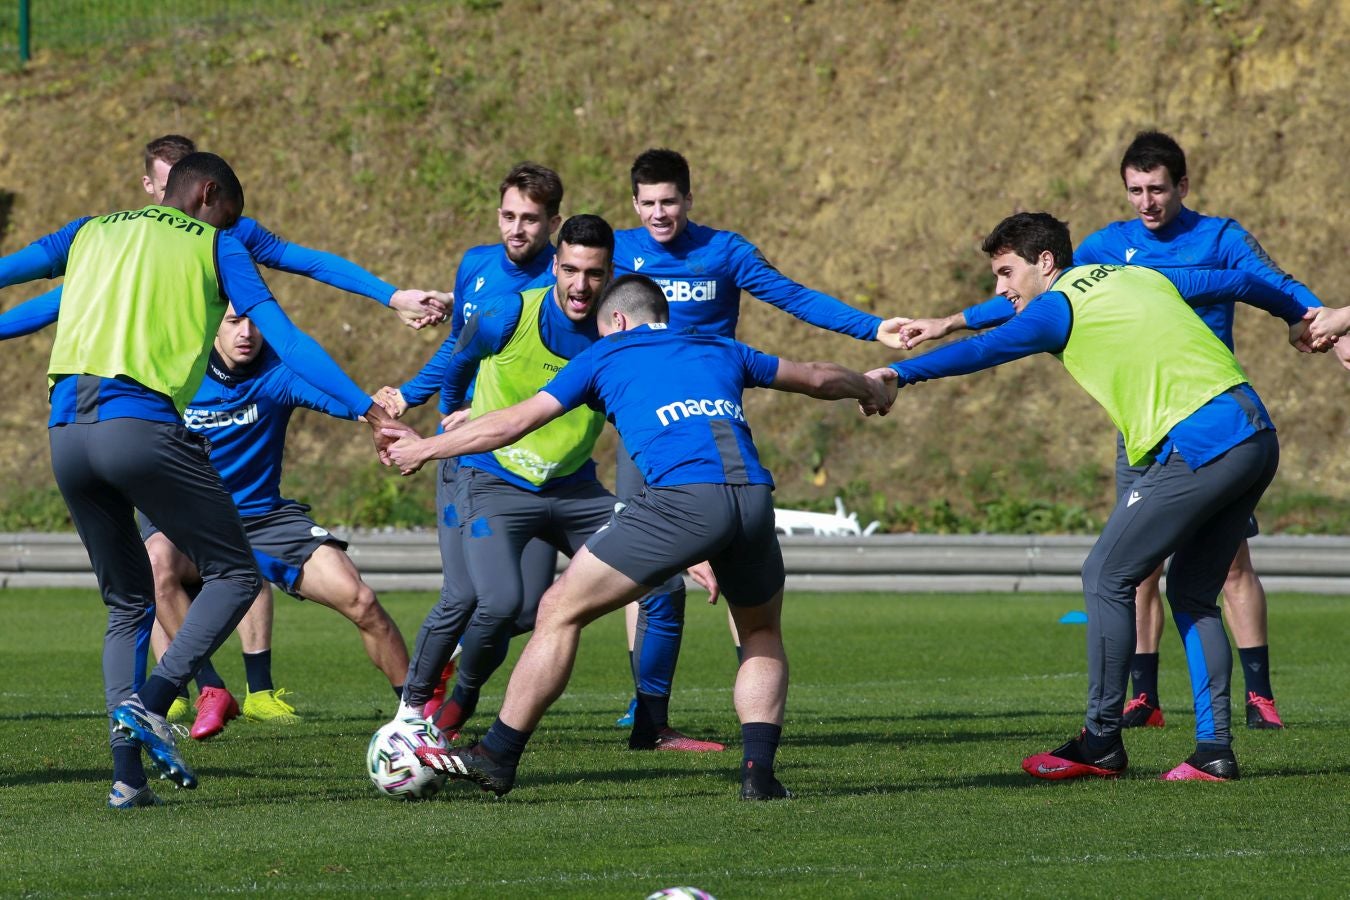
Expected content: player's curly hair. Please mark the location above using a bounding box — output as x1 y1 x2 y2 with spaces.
163 152 244 209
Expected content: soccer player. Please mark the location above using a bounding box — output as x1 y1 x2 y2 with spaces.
52 133 446 727
875 212 1313 781
0 153 412 807
896 132 1326 730
138 306 411 740
392 216 706 752
386 274 894 799
141 135 448 330
374 163 564 720
609 148 909 735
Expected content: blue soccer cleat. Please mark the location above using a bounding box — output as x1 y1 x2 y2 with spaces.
615 696 637 728
111 695 198 790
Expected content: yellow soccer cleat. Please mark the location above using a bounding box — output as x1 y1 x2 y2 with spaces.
166 695 192 723
242 688 301 724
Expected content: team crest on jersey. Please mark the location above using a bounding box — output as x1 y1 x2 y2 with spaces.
633 257 645 271
1125 248 1138 262
475 276 486 292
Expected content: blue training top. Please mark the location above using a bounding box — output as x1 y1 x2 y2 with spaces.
543 324 780 488
400 242 557 414
228 216 397 304
963 207 1323 349
447 285 600 491
185 347 359 517
893 268 1307 470
0 217 374 425
613 221 881 341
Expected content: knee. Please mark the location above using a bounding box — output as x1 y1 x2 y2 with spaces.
348 583 387 629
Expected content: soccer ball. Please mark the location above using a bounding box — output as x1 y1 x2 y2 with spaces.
646 889 717 900
366 717 449 800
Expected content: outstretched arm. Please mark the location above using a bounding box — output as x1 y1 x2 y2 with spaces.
771 359 892 414
385 392 565 475
235 217 448 328
0 287 61 340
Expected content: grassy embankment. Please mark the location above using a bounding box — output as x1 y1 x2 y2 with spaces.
1 0 1348 532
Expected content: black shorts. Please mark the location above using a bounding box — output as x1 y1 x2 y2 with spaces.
141 502 347 597
586 482 784 607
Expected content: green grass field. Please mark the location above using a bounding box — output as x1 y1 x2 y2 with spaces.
3 588 1348 897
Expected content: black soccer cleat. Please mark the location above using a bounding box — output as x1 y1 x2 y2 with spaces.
739 760 792 800
415 742 516 796
1161 747 1240 782
1022 730 1128 780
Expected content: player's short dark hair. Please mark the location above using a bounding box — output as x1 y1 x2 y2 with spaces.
163 152 244 209
596 274 669 325
500 162 564 218
144 134 196 176
1120 131 1187 185
981 212 1073 269
630 148 690 196
558 214 614 256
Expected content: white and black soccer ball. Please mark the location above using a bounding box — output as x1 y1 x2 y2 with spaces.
366 717 449 800
646 889 717 900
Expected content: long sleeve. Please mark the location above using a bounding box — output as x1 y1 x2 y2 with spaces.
891 293 1071 386
0 287 61 339
729 234 882 341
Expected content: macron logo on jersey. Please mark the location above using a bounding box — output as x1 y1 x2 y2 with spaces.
653 277 718 303
656 397 745 427
184 404 259 430
1125 248 1138 263
474 276 485 292
633 256 645 271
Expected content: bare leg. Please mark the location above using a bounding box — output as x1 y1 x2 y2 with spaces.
146 532 198 642
624 601 638 651
1222 540 1267 648
294 544 409 687
729 591 787 725
1134 564 1165 653
235 583 274 654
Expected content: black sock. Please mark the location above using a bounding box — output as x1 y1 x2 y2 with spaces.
139 676 178 716
481 718 532 766
242 650 274 694
630 691 669 746
628 649 635 679
1129 652 1160 703
735 644 745 664
112 743 147 789
392 684 404 701
194 659 226 691
176 685 190 700
741 722 781 770
1238 645 1273 699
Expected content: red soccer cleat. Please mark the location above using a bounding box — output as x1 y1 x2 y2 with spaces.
1122 693 1165 728
189 686 239 740
1245 692 1284 730
422 656 458 721
652 727 726 753
1022 731 1127 780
